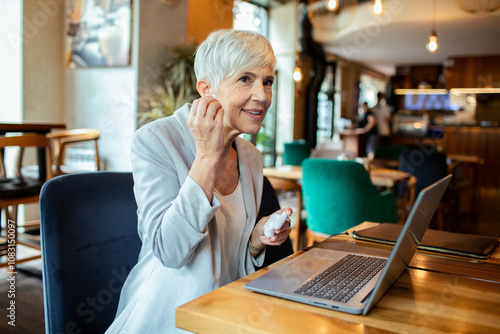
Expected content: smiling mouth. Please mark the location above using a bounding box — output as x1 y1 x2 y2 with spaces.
243 109 262 115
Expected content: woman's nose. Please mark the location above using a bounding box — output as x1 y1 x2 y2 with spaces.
252 82 270 102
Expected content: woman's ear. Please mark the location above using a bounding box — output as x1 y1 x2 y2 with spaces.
197 80 212 97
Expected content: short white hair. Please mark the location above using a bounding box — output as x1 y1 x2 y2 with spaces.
194 29 277 94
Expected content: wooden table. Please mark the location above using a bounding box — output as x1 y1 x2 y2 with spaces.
0 122 66 180
264 165 412 189
0 122 66 135
369 168 411 188
263 165 302 181
176 222 500 333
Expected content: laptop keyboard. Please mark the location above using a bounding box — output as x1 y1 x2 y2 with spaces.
294 254 387 303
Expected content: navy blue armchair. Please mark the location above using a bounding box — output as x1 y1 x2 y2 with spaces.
40 172 141 334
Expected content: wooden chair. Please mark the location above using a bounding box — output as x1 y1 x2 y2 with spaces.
398 175 417 224
0 134 53 270
47 128 100 176
266 176 304 252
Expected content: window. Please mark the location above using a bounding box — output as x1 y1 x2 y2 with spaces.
316 63 335 141
233 0 268 35
233 0 277 167
0 0 22 122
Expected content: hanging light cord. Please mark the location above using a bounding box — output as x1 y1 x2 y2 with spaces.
431 0 437 33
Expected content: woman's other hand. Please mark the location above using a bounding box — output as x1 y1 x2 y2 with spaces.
249 207 293 257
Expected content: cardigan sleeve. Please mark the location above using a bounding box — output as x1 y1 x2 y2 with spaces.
131 123 219 269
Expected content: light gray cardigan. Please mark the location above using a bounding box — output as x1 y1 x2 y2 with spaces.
106 104 265 333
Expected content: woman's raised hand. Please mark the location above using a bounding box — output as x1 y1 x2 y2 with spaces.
188 96 225 200
188 96 225 160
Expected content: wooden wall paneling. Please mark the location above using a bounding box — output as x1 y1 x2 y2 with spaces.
440 127 499 188
482 128 500 188
446 55 500 89
442 126 467 155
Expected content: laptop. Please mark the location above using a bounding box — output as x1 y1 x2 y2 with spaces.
244 174 452 315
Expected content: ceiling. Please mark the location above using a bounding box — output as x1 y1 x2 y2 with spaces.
308 0 500 76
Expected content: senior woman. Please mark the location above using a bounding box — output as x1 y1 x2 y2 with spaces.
106 29 292 333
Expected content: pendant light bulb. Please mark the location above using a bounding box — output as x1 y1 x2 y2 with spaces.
426 31 438 53
325 0 338 12
372 0 383 15
426 0 439 53
293 66 303 82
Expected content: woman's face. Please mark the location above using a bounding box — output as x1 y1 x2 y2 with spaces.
216 66 274 137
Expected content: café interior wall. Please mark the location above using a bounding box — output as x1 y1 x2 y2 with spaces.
187 0 232 44
22 0 65 123
21 0 191 173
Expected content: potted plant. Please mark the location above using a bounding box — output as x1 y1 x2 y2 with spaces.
138 43 198 126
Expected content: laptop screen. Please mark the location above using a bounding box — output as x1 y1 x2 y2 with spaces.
362 174 452 314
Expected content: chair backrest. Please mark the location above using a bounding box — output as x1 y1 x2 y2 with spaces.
374 145 407 161
40 172 141 334
257 176 294 268
283 140 311 166
0 133 53 187
399 147 449 196
47 128 100 175
302 158 398 235
0 133 53 181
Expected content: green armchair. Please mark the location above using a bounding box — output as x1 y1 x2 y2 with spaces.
283 140 311 166
301 159 398 246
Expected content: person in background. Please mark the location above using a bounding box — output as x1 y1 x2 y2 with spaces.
372 92 392 145
106 29 292 333
353 101 378 160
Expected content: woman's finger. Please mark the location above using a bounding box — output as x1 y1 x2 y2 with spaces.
189 98 201 119
205 99 223 121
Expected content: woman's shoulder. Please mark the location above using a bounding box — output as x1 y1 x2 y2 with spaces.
135 104 191 140
132 104 195 158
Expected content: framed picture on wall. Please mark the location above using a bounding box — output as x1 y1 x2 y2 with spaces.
66 0 132 68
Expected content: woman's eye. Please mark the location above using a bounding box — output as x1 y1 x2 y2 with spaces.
239 76 251 83
264 79 274 86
